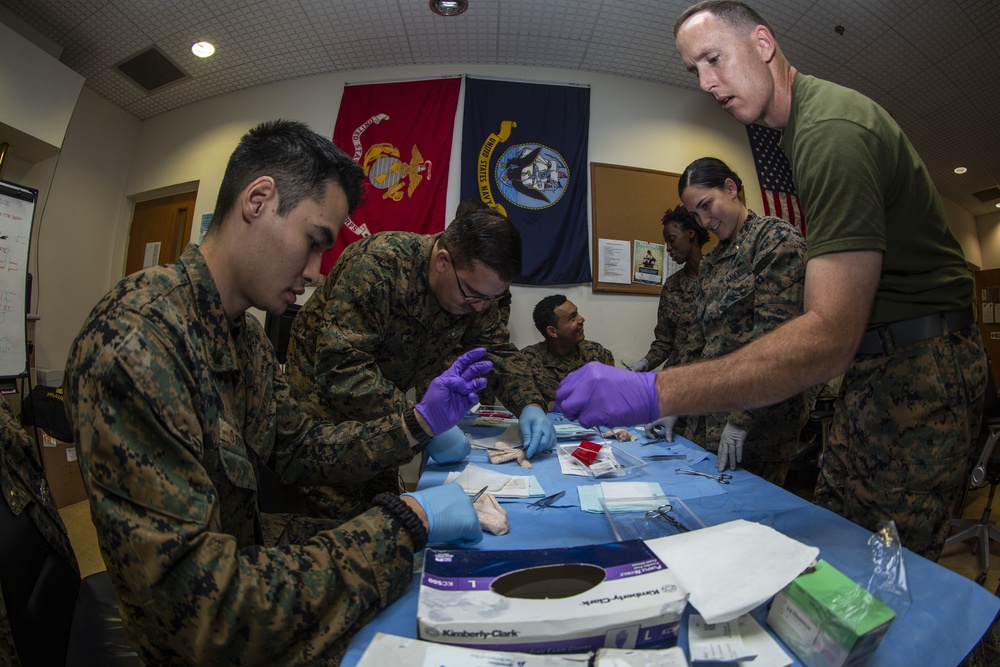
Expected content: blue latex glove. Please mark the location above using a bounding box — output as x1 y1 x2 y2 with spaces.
518 405 556 458
554 362 659 428
718 421 748 472
403 483 482 547
426 425 471 464
416 348 492 435
644 415 679 442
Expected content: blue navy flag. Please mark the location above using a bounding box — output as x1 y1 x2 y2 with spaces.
461 77 591 284
746 123 805 236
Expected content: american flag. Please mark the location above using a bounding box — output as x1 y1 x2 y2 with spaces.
746 123 806 236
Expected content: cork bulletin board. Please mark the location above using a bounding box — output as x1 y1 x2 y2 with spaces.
590 162 683 296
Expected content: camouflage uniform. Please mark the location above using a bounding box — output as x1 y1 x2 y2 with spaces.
782 75 986 559
285 232 543 521
641 268 701 370
519 339 614 408
0 399 79 667
63 245 423 666
687 212 809 485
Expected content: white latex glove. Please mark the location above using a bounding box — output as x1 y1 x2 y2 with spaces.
625 358 650 372
643 415 679 442
717 422 748 472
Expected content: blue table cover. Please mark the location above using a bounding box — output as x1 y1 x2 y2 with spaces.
342 415 1000 666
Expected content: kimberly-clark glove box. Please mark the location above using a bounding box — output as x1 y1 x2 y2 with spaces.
766 560 896 667
417 540 688 654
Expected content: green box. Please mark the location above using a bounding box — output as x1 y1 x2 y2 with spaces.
766 560 896 667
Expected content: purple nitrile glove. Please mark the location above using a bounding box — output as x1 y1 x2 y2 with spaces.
554 361 659 428
416 347 492 435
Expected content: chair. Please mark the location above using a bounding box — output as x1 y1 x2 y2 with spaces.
945 360 1000 586
0 401 143 666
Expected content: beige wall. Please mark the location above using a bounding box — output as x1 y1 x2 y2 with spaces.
22 88 139 373
18 62 991 375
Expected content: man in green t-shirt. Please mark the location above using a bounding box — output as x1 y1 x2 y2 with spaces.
555 0 986 561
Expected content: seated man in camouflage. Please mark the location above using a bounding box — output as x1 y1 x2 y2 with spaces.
520 294 614 411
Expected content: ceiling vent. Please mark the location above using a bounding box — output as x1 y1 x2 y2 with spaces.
115 46 189 92
972 186 1000 203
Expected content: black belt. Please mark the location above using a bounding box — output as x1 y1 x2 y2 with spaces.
857 309 975 356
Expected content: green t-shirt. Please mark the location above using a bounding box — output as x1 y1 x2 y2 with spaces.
780 74 973 327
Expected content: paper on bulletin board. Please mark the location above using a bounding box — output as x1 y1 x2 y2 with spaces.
598 238 631 285
633 240 664 285
984 302 994 325
142 242 161 269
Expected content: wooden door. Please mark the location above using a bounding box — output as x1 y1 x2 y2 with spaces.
124 191 197 276
975 268 1000 388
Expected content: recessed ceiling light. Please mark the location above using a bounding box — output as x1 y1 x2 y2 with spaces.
996 202 1000 209
192 41 215 58
954 166 968 174
429 0 468 16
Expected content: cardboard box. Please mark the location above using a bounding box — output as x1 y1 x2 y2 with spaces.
766 560 895 667
417 539 687 654
356 632 591 666
38 432 87 508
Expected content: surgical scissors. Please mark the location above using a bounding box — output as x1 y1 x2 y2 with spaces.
677 468 732 484
527 490 566 510
644 503 690 532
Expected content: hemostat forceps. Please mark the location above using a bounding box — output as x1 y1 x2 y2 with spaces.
644 503 690 532
527 490 565 510
677 468 732 484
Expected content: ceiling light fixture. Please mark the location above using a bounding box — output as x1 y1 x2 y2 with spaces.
954 166 968 174
429 0 468 16
192 41 215 58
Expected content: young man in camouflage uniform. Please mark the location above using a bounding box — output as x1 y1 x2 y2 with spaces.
63 120 487 665
556 1 986 561
519 295 614 410
285 202 557 522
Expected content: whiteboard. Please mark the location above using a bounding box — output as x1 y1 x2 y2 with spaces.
0 179 35 379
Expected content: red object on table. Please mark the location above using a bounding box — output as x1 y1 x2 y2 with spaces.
571 440 602 466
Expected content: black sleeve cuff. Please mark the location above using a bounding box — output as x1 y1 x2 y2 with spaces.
372 492 429 552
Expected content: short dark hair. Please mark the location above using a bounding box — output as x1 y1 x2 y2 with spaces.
440 203 523 283
455 197 490 218
674 1 774 37
679 156 744 200
209 119 365 232
662 203 709 247
532 294 567 335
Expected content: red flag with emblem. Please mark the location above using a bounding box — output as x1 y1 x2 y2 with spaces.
323 77 461 274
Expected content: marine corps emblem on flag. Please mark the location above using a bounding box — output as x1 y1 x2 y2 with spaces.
323 77 460 274
361 141 431 203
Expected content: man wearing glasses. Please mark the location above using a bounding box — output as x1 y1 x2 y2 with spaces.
285 199 555 522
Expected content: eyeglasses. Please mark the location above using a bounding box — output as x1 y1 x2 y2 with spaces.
449 257 502 303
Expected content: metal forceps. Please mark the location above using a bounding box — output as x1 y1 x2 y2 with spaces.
527 490 566 510
644 504 690 532
643 454 686 461
641 424 670 445
678 468 732 484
